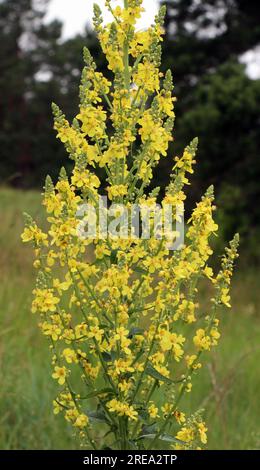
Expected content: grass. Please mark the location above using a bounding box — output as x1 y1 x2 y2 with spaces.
0 187 259 449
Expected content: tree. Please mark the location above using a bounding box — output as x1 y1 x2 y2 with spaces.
176 62 260 248
161 0 260 87
0 0 61 184
0 0 106 187
156 0 260 254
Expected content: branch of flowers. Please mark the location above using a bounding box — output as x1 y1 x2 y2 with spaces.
132 54 144 74
126 145 153 201
106 2 122 29
66 379 98 450
101 92 114 113
49 332 98 449
147 302 219 450
123 17 130 90
58 311 117 431
36 259 97 431
76 267 114 327
96 141 111 179
132 379 158 439
131 315 161 404
67 263 117 394
128 303 155 316
129 275 146 303
135 156 157 202
127 243 164 315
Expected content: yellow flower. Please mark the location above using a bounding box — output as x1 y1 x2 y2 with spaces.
220 287 231 307
32 288 60 314
71 169 100 190
148 403 159 419
210 327 221 346
134 62 160 93
107 184 128 200
95 243 110 259
158 329 185 361
62 348 77 364
158 93 175 117
52 366 67 385
21 226 48 246
197 422 208 444
76 106 106 139
107 399 138 421
130 30 153 56
174 410 186 424
185 355 201 370
87 325 104 343
75 413 89 428
193 329 211 351
176 426 194 444
111 358 134 377
41 322 61 341
118 380 132 394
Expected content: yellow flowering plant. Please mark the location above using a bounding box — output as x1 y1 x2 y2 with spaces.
22 0 239 450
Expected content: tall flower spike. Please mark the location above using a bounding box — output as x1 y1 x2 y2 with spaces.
22 0 239 451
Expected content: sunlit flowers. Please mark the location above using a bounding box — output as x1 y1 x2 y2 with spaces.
21 0 239 450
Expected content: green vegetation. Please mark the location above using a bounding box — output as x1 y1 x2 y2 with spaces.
0 188 259 449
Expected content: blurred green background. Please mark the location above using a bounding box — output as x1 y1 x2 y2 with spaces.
0 0 260 449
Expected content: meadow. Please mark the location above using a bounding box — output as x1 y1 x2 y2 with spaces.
0 187 259 450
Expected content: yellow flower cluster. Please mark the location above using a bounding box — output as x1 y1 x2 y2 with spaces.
22 0 239 451
175 420 208 449
107 398 138 421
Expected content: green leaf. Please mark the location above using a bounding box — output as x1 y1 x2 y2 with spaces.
142 423 158 434
131 348 145 366
101 351 116 362
145 364 173 384
110 250 118 264
80 388 115 400
128 327 144 338
159 434 185 444
133 266 148 274
138 410 150 421
137 432 185 445
136 433 156 441
87 410 109 424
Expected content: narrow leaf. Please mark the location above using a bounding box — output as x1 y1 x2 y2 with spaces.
145 364 173 384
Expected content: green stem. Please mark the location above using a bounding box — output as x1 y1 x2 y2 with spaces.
123 1 130 90
67 262 117 394
119 416 128 450
131 316 161 403
76 267 113 327
132 380 158 439
147 385 185 450
102 92 113 112
147 304 219 450
67 381 98 450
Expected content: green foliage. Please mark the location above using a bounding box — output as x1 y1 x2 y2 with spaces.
157 0 260 254
174 62 260 254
